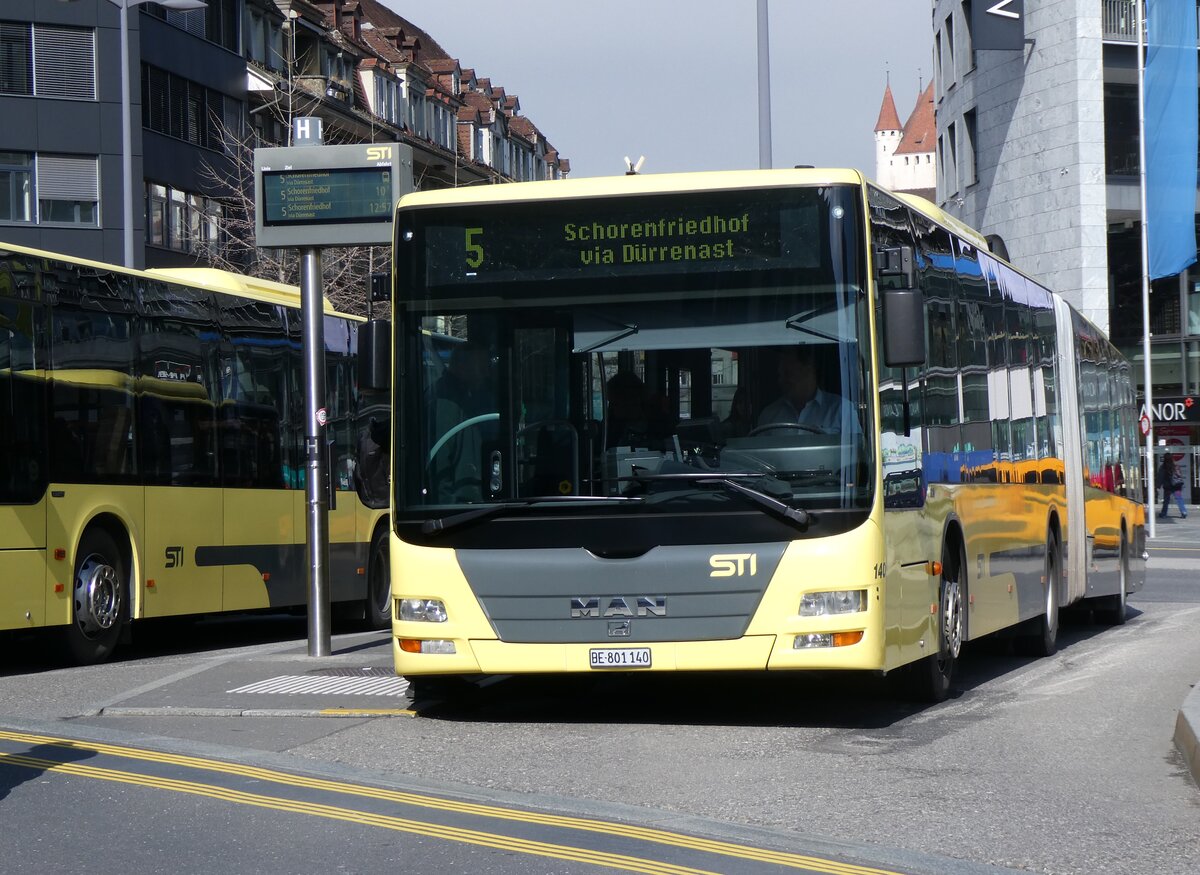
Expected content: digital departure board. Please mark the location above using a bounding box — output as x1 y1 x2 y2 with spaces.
261 167 393 226
253 142 412 248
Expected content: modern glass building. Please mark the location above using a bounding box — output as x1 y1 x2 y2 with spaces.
932 0 1200 501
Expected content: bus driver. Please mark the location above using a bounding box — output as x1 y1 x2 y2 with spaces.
756 345 859 435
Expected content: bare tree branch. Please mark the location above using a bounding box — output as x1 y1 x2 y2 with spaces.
195 114 391 319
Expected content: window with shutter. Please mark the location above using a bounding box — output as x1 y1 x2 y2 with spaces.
168 73 186 140
36 154 98 225
0 22 32 96
33 25 95 100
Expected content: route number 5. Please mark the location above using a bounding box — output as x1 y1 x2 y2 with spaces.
465 227 484 268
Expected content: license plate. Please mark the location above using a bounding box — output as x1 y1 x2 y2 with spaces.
589 647 652 669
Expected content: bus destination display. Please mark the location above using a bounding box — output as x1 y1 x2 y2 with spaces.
418 191 826 287
262 167 393 227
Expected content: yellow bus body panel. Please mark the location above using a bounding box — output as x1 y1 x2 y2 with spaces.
223 488 292 612
0 491 45 627
143 486 222 616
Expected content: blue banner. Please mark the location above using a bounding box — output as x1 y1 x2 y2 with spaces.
1145 0 1198 279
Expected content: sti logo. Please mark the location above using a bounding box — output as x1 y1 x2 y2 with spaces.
366 145 393 162
709 553 757 578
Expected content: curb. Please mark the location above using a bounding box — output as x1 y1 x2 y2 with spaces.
93 705 417 719
1174 683 1200 786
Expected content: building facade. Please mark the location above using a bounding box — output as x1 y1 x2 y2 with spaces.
931 0 1200 499
0 0 568 272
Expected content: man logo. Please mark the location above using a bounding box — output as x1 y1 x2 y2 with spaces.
570 596 666 618
709 553 757 577
366 145 393 162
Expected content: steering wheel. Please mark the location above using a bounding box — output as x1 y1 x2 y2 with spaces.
427 413 500 464
748 421 823 436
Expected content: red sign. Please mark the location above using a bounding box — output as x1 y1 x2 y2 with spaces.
1140 413 1151 436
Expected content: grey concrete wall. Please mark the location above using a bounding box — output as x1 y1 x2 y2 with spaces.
934 0 1110 332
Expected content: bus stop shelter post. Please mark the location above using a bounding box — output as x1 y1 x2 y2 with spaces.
302 246 331 656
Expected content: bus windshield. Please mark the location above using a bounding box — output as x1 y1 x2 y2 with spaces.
394 184 874 538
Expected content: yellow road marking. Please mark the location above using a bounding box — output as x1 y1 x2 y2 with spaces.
0 752 712 875
315 708 417 717
0 729 899 875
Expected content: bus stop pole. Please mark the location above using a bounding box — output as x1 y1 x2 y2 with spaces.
301 246 331 656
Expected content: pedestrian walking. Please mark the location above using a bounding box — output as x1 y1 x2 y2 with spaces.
1158 453 1188 519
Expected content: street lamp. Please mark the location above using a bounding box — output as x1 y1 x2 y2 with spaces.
107 0 206 267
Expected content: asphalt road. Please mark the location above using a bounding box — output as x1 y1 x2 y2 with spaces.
0 522 1197 875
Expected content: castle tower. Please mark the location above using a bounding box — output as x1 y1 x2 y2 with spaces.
874 82 902 188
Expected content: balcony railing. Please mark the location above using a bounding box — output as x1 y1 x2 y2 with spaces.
1103 0 1200 43
1102 0 1138 41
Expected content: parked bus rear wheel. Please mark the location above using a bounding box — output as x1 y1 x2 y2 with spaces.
364 526 391 630
910 543 965 703
1098 531 1129 626
1022 532 1060 657
66 528 127 664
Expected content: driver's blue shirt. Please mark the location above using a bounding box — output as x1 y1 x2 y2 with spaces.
756 388 859 434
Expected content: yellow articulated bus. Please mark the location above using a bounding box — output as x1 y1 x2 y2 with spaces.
372 169 1145 702
0 242 391 663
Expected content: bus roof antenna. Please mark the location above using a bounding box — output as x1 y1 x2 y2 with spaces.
624 155 645 175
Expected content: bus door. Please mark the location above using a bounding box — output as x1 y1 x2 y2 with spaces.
219 300 296 612
512 318 576 498
0 297 48 629
139 281 222 618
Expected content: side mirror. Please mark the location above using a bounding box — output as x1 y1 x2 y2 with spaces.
882 287 926 369
358 319 391 391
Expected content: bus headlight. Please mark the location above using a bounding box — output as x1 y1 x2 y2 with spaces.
799 590 866 617
397 598 448 623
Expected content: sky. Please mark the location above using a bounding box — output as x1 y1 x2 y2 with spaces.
384 0 934 180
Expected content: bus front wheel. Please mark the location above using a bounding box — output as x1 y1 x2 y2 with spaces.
66 528 127 665
364 526 391 630
910 544 965 703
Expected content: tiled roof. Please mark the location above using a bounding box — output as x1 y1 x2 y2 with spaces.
875 84 902 133
509 115 537 139
354 0 453 59
894 82 935 156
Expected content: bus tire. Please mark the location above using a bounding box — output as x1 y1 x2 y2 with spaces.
910 543 965 703
364 525 391 630
66 528 128 665
1023 532 1061 657
1098 531 1129 626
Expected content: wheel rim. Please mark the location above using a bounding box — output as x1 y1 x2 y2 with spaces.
941 576 963 662
74 553 122 638
1045 544 1059 629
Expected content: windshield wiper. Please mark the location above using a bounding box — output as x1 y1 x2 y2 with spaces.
421 495 643 536
703 477 810 529
618 472 810 529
